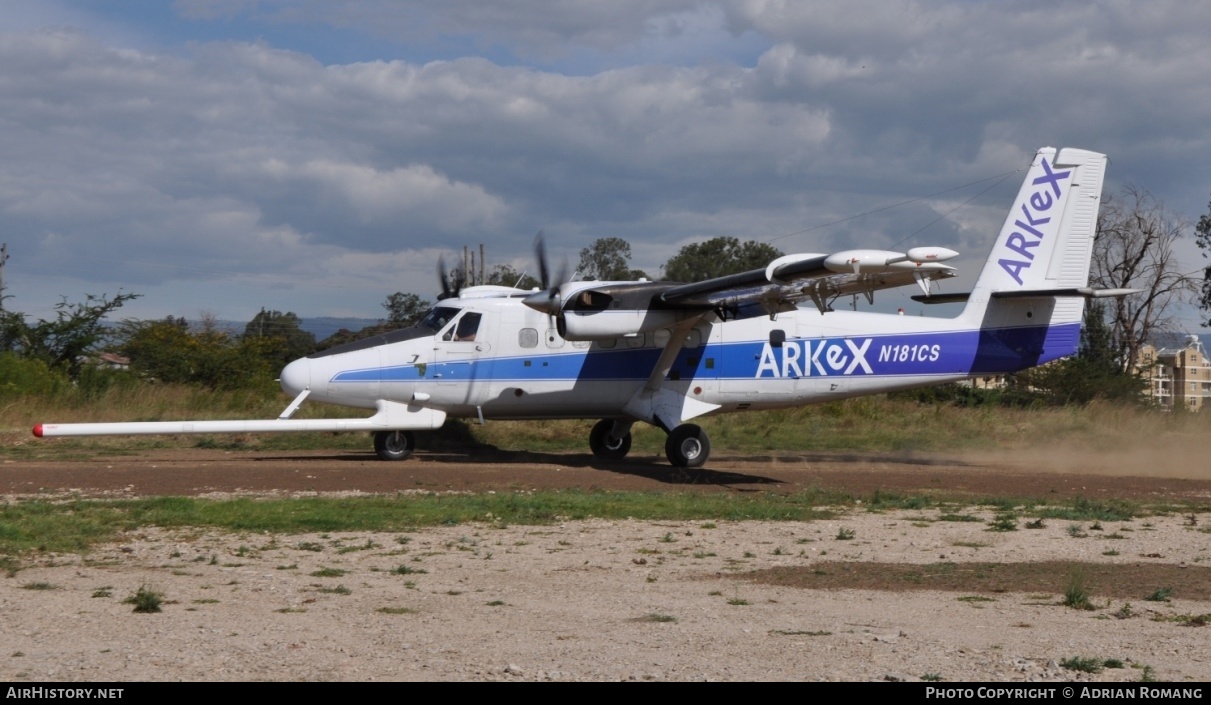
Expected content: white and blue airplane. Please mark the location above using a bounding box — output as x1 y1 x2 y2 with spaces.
36 147 1133 467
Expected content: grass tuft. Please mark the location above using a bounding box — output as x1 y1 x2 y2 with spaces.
635 613 677 623
1062 571 1095 611
122 585 163 613
1060 656 1104 674
1144 587 1173 602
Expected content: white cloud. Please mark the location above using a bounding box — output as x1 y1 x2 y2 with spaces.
1 2 1209 331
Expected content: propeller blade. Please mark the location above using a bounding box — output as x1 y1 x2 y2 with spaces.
437 257 452 300
534 231 551 289
437 256 464 300
527 230 570 322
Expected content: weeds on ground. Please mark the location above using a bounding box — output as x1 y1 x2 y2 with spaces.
1144 587 1173 602
835 528 855 540
1062 571 1095 611
938 514 981 523
987 513 1018 532
1060 656 1104 674
0 557 20 577
635 614 677 623
123 585 163 613
309 567 347 578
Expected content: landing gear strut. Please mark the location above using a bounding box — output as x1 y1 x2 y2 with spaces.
589 419 632 460
374 430 415 461
665 424 710 468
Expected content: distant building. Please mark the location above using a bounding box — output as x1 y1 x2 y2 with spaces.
1135 335 1211 411
75 352 130 371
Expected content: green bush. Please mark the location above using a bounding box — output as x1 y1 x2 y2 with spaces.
0 353 68 398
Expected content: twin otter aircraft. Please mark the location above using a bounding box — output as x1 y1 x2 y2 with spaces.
36 147 1132 467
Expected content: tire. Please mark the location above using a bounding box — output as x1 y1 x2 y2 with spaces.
374 430 416 461
664 424 710 468
589 419 632 460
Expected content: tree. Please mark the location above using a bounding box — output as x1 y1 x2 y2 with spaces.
1019 300 1146 405
118 316 196 384
576 237 648 281
1196 193 1211 326
1090 186 1200 371
0 291 139 377
117 316 278 389
486 264 540 290
243 309 316 369
383 292 431 326
662 237 783 283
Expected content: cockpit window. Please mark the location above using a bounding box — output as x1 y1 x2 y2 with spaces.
442 312 482 342
418 306 461 332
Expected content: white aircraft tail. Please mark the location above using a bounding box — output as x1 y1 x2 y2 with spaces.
959 147 1107 333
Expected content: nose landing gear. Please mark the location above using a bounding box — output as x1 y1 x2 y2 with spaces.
374 430 416 461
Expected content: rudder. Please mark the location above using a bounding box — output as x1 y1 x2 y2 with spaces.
961 146 1107 328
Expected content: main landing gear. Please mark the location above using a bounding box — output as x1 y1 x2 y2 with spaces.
588 418 711 468
374 430 416 461
664 424 710 468
589 419 632 460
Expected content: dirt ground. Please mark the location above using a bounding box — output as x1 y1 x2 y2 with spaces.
1 447 1209 682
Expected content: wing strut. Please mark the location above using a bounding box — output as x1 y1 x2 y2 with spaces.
278 388 311 419
623 314 720 431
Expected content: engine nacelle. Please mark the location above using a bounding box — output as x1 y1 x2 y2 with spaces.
560 309 691 341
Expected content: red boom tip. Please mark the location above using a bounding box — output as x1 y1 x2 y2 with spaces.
32 424 43 438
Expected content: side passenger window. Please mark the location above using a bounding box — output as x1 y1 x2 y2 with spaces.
519 328 539 348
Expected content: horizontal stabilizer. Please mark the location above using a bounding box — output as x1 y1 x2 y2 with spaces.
911 292 971 304
990 287 1140 299
914 287 1138 305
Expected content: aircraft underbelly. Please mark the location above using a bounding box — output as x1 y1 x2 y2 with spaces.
479 380 640 419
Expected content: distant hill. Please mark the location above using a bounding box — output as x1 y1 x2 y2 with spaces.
205 317 382 341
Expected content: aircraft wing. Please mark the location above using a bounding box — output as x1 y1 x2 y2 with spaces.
527 245 960 340
660 252 959 316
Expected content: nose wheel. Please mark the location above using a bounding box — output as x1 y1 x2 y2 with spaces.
374 430 416 461
665 424 710 468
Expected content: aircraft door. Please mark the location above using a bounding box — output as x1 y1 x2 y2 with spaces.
434 311 492 406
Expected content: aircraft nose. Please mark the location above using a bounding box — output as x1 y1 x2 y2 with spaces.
279 357 311 396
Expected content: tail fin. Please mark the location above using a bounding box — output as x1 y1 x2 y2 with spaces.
960 146 1107 329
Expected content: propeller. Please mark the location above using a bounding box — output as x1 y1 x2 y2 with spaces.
437 256 466 301
522 231 569 329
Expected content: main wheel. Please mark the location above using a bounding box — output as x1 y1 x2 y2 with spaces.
665 424 710 468
589 419 632 459
374 430 416 461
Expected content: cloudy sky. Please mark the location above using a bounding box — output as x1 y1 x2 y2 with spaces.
2 0 1209 330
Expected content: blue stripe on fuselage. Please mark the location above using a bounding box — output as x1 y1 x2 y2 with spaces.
328 323 1081 384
